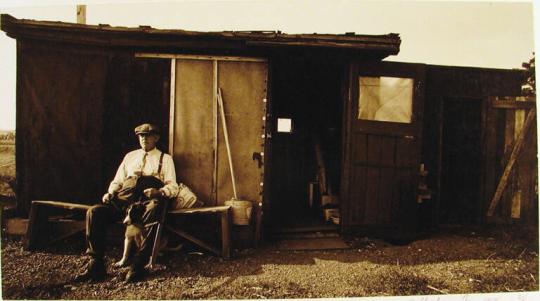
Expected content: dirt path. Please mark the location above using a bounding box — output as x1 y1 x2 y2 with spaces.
1 226 538 299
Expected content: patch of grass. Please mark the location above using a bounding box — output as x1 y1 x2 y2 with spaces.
0 143 15 196
0 144 15 175
468 267 539 293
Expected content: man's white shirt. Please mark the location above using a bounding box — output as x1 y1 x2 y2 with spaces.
107 148 179 198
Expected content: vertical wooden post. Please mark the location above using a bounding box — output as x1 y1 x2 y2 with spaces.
511 99 526 218
25 202 47 251
519 110 537 221
16 40 30 215
487 107 536 216
212 60 218 205
168 59 176 156
76 5 86 25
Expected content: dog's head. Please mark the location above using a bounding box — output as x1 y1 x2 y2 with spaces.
123 203 145 225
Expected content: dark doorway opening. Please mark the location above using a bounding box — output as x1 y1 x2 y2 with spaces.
439 98 483 224
268 55 344 233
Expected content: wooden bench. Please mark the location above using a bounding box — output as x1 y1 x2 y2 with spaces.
25 200 232 260
26 200 90 250
166 206 232 259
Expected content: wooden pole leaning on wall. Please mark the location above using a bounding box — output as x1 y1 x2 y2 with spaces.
217 88 238 199
487 106 536 217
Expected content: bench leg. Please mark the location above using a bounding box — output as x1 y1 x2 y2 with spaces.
165 225 221 256
221 209 231 259
25 202 48 251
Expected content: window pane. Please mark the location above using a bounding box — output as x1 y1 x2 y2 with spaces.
358 76 413 123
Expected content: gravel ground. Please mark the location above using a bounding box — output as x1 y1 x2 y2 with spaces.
1 225 538 299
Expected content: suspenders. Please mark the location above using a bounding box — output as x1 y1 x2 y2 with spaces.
157 152 164 175
141 151 165 176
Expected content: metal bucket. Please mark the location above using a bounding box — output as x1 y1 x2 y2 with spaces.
225 198 253 225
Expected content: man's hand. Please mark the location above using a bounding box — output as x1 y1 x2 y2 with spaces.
102 193 114 204
143 188 164 199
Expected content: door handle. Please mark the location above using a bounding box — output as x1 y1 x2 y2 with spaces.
252 152 263 168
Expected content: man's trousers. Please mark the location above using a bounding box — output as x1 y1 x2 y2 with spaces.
85 198 167 268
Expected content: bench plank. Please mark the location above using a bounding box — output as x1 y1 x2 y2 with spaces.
32 200 91 211
169 205 231 215
26 200 90 250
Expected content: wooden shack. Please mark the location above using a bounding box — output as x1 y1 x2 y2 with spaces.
1 14 532 244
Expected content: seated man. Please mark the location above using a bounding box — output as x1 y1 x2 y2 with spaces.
75 123 178 283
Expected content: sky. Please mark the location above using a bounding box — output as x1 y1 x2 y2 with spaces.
0 0 536 130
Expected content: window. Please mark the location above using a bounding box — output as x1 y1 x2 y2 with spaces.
358 76 413 123
277 118 293 133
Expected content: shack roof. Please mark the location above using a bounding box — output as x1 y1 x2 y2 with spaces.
0 14 400 57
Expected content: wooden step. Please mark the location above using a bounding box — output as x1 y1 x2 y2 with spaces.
269 223 338 234
272 231 340 240
269 222 340 240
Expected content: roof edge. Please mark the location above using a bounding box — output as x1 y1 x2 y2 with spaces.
1 14 401 55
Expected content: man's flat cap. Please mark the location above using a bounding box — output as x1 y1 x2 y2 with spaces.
134 123 160 135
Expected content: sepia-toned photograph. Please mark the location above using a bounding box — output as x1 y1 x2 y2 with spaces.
0 0 538 300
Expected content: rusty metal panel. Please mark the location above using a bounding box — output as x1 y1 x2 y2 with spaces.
172 58 268 207
216 61 267 204
173 59 215 204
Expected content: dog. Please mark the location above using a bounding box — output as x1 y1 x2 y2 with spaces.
114 202 177 268
114 202 147 268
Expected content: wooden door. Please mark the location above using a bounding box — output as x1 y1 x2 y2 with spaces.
342 61 425 237
171 56 268 206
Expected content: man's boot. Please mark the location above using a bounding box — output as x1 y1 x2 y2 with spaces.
74 258 106 282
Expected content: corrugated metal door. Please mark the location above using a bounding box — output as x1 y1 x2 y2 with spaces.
171 56 268 206
342 62 425 238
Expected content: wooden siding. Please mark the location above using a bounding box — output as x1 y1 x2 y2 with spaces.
15 41 170 215
421 65 526 225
